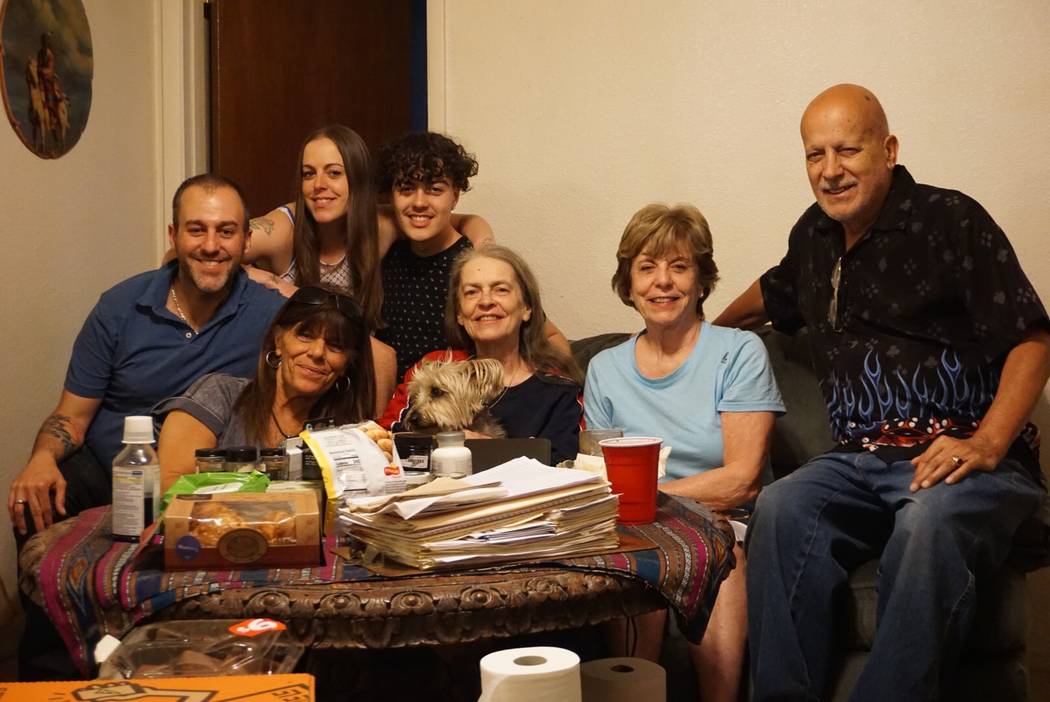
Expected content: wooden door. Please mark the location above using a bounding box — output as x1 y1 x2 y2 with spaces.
208 0 424 215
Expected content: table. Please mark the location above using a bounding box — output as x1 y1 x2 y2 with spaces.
21 493 734 676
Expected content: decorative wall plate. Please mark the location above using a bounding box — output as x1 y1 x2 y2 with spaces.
1 0 92 159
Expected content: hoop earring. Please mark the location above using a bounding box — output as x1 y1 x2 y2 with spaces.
334 376 350 392
265 350 282 369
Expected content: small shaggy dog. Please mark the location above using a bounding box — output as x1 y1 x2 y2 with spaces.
402 358 507 437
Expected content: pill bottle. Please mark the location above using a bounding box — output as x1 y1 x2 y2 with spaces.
431 431 471 478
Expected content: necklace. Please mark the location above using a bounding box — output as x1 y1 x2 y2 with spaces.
503 360 532 387
271 407 297 439
170 285 196 333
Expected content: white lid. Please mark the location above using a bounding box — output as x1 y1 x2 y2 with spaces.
121 415 155 444
94 633 122 664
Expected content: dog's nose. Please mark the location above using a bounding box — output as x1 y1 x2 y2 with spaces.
402 408 418 429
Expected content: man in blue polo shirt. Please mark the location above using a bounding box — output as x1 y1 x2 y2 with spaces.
8 174 284 537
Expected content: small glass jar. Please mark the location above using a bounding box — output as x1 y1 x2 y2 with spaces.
195 448 226 473
225 446 258 473
394 432 434 472
258 447 288 482
431 431 471 478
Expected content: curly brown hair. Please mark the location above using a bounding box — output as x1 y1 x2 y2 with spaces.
376 132 478 193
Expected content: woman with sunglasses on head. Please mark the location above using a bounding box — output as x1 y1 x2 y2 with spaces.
154 287 374 491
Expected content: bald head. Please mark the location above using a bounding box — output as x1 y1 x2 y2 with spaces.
800 84 898 243
802 84 889 141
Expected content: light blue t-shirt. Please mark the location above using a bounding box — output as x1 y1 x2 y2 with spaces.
583 322 785 482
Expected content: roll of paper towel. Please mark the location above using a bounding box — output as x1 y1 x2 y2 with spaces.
478 646 581 702
580 657 666 702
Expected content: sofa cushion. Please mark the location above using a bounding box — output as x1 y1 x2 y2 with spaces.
752 326 833 478
841 559 1028 653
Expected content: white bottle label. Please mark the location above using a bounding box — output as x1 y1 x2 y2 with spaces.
112 466 145 538
431 448 472 477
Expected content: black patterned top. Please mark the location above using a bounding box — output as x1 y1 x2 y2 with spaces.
377 236 473 377
761 166 1048 465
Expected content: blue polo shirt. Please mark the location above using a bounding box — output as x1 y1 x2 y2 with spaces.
65 261 284 467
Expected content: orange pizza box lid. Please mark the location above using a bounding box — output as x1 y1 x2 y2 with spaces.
0 673 314 701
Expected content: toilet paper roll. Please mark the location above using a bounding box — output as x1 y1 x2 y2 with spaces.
478 646 581 702
580 657 666 702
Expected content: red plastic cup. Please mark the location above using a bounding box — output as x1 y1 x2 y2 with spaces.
600 437 661 524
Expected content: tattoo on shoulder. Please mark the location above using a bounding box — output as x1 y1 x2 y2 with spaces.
251 217 275 236
41 413 76 458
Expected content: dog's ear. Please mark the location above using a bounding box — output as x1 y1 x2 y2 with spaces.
468 358 505 397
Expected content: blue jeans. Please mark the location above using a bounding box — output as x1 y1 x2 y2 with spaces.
746 451 1046 702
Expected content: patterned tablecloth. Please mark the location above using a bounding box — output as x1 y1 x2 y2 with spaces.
21 492 735 675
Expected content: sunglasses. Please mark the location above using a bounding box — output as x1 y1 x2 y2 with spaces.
288 286 364 324
828 256 844 333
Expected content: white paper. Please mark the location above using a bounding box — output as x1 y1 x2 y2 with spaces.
464 458 601 496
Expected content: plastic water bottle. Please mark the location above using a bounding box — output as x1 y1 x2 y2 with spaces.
111 416 160 542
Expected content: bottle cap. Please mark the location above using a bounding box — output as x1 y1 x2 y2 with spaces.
226 446 258 463
121 416 154 444
435 431 466 447
394 432 435 454
195 448 225 458
259 447 285 457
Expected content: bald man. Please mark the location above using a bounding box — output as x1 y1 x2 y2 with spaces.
717 84 1050 699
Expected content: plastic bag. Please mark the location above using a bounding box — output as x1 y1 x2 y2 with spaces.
160 470 270 512
97 618 303 679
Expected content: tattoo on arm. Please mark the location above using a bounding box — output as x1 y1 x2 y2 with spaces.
251 217 275 236
39 413 77 460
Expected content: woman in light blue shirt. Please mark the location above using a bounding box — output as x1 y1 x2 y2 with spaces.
585 203 784 702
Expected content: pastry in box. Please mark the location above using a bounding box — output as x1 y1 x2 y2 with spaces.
164 491 321 570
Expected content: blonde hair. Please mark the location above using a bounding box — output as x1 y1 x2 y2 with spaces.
611 203 719 317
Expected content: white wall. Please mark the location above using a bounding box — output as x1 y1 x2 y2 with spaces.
0 0 160 591
431 0 1050 683
431 0 1050 451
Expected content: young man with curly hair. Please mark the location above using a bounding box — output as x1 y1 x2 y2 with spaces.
374 132 483 376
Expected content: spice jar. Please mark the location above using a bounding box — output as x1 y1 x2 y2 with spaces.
195 448 226 473
225 446 258 473
394 432 434 472
258 447 288 481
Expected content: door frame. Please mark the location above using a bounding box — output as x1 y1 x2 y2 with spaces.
426 0 446 131
154 0 208 257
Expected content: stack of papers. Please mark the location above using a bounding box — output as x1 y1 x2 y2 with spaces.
336 458 620 570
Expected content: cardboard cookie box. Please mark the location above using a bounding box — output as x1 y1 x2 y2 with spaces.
163 491 320 570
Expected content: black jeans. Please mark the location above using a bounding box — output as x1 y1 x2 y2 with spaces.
17 446 111 680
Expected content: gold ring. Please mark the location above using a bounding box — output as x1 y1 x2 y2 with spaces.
14 499 27 505
951 456 964 467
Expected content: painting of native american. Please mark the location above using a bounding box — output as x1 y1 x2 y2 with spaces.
0 0 92 159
